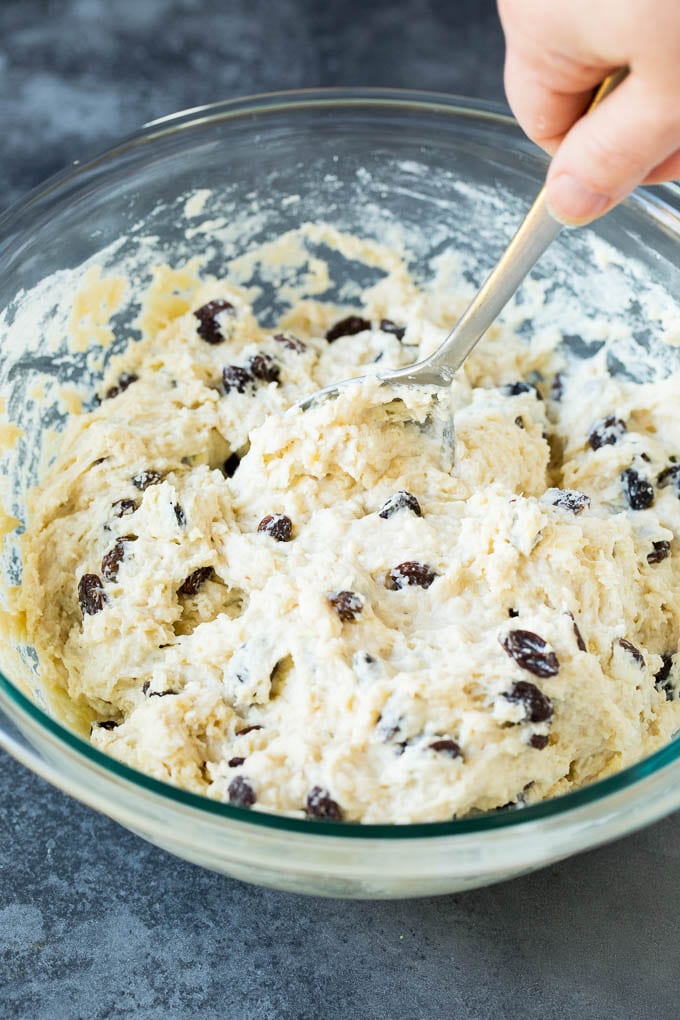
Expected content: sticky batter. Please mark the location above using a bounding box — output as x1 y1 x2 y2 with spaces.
19 227 680 823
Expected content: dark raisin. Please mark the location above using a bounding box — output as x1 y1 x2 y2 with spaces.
236 724 263 737
618 638 645 668
502 381 542 399
142 681 150 695
105 372 138 400
500 629 559 677
325 315 371 342
132 470 164 491
657 464 680 494
514 416 525 429
274 332 306 353
550 372 564 402
78 573 107 616
257 514 293 542
529 733 549 750
228 776 256 807
502 680 554 723
428 739 462 759
551 489 591 514
568 613 587 652
378 490 423 519
111 498 138 518
306 786 343 821
654 655 674 700
247 353 280 383
508 608 520 618
94 719 118 731
222 453 240 478
386 561 438 590
177 566 214 596
379 318 406 341
222 365 253 394
174 504 186 527
194 299 235 344
327 590 364 622
588 415 627 450
647 540 671 564
228 756 246 768
621 467 655 510
101 535 136 582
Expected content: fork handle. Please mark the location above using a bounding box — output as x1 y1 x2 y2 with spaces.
422 67 629 381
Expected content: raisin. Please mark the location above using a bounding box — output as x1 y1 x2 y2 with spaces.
228 756 246 768
228 776 256 807
325 315 371 342
105 372 138 400
379 318 406 340
568 613 587 652
378 490 423 519
247 353 280 383
78 573 107 616
111 498 138 518
257 514 293 542
222 365 253 394
515 416 525 429
647 540 671 564
618 638 645 668
132 470 164 491
174 504 186 527
621 467 654 510
654 655 674 700
588 415 627 450
235 724 263 737
502 680 554 723
327 590 364 622
101 535 136 581
94 719 118 731
529 733 549 750
306 786 343 821
223 453 241 477
274 332 306 353
428 738 462 759
177 566 214 595
550 372 564 402
386 561 438 590
500 629 559 677
552 489 591 514
657 464 680 494
194 299 235 344
508 608 520 618
502 381 542 399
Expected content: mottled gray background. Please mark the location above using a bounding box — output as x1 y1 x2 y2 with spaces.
1 2 678 1018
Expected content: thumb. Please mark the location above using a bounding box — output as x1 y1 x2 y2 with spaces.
546 74 680 224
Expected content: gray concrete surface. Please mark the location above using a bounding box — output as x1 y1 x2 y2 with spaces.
1 2 678 1018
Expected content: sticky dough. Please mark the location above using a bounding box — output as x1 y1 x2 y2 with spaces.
20 228 680 823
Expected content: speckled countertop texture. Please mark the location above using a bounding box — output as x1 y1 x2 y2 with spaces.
1 2 679 1018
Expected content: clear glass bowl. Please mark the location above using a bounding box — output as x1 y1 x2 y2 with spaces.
1 89 679 899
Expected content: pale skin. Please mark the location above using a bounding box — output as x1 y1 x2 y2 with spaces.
498 0 680 224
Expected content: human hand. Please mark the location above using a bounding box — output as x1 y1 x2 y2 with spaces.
498 0 680 224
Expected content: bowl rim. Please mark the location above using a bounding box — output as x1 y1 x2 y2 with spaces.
1 85 679 840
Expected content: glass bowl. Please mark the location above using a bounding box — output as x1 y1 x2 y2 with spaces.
1 89 679 899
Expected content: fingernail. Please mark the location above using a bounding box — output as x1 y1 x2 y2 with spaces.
546 174 610 225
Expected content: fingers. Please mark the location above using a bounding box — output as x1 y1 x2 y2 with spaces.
643 147 680 185
503 48 604 155
546 74 680 224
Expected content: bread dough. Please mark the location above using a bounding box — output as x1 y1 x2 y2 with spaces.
20 227 680 823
